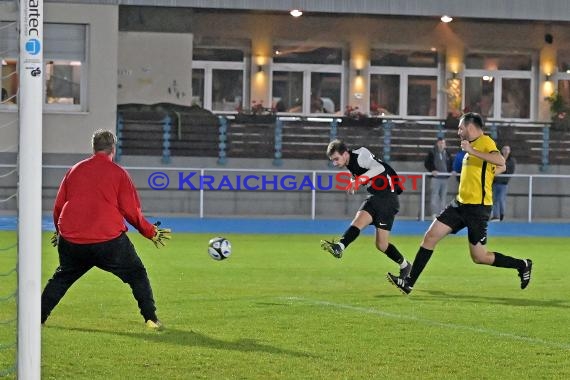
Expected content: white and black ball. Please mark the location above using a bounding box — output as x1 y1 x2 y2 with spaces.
208 237 232 261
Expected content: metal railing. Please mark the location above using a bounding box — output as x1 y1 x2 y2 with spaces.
116 113 561 168
3 164 569 222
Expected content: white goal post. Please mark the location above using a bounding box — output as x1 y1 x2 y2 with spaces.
18 0 44 378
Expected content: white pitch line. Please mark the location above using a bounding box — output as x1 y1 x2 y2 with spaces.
282 296 570 350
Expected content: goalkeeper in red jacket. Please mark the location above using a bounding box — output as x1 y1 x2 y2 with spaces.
41 129 171 329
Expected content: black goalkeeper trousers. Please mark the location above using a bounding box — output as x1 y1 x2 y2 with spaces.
41 232 157 323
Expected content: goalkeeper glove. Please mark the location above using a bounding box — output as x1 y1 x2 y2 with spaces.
151 221 172 248
50 231 59 247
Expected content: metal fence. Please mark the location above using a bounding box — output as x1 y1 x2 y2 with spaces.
3 164 569 222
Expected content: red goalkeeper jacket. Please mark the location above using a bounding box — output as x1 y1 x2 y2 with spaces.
53 152 155 244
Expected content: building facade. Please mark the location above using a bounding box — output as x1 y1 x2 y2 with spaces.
1 1 570 153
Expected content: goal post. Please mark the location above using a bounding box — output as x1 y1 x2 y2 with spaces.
17 0 44 378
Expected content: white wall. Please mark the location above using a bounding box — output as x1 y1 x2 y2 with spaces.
0 3 118 154
117 32 193 106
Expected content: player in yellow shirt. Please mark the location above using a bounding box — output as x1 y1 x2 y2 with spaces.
387 112 532 294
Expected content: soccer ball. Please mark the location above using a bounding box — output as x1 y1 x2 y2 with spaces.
208 237 232 261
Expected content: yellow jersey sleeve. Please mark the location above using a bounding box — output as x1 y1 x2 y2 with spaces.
457 135 499 205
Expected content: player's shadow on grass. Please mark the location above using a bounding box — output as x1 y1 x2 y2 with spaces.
51 325 317 358
402 290 570 309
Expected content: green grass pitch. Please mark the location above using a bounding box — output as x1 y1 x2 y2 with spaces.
1 231 569 379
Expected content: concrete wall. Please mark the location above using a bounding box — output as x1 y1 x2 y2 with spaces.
0 2 118 155
117 31 193 105
1 153 569 221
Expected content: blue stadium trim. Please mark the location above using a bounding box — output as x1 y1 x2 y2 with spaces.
1 216 568 237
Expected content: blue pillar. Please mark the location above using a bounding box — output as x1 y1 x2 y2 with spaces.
541 125 550 172
115 113 123 162
161 115 171 164
217 116 228 165
383 120 393 162
273 118 283 166
437 120 445 139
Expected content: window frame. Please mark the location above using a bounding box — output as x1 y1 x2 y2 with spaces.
553 50 570 107
192 60 248 113
463 51 537 121
0 22 89 113
43 59 87 113
368 65 442 118
270 62 346 115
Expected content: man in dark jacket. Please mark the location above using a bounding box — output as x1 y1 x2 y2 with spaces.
424 137 454 217
491 145 516 221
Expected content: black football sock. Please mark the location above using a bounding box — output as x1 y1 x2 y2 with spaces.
492 252 526 270
408 247 433 287
339 225 360 249
383 243 405 265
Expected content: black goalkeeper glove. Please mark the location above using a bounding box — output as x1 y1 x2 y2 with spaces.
50 231 59 247
151 221 172 248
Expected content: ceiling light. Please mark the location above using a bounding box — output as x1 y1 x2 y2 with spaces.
290 9 303 17
441 15 453 23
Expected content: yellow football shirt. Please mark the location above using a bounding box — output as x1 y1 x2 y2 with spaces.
457 135 499 205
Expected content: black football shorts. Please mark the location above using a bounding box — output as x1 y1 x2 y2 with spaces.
359 194 400 231
437 200 492 245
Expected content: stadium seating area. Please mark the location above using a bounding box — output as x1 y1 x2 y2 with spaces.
116 104 569 167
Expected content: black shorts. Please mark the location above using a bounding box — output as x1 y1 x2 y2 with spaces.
358 194 399 231
437 200 492 245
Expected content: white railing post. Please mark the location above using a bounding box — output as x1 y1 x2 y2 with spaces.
528 175 533 223
311 171 316 220
200 168 205 218
420 173 426 221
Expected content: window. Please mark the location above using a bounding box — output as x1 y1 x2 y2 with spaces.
0 22 18 106
407 75 438 116
191 69 205 107
0 22 87 111
192 47 247 112
1 59 17 105
464 52 534 120
557 79 570 109
370 49 440 117
556 50 570 109
464 77 495 118
370 74 399 115
273 47 342 65
371 50 438 68
46 60 82 106
465 53 532 70
271 45 344 114
272 71 303 112
501 78 530 119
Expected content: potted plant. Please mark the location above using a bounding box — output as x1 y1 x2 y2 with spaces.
545 92 570 130
235 100 277 124
341 105 381 126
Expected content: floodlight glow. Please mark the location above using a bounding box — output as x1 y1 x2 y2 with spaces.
290 9 303 17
